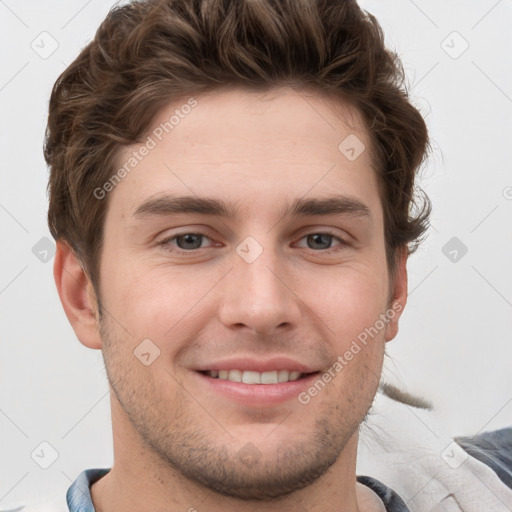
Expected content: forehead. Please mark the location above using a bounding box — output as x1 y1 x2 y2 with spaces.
109 86 381 223
141 86 371 162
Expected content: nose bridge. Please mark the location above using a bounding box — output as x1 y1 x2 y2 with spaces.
241 245 284 304
218 235 300 334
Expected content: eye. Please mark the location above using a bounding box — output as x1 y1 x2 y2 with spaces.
158 230 348 254
295 232 347 252
159 232 216 251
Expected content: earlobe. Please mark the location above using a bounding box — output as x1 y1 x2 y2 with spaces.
385 246 408 342
53 240 102 350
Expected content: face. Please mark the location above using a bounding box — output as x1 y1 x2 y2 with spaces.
94 86 405 500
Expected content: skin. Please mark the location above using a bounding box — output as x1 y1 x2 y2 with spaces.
54 86 407 512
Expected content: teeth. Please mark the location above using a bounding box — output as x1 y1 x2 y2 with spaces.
278 370 290 383
206 369 304 384
261 371 278 384
242 370 260 384
228 369 242 382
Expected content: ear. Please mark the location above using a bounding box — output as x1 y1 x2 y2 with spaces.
384 246 408 342
53 240 102 349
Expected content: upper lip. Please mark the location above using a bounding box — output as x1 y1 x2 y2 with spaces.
194 356 318 373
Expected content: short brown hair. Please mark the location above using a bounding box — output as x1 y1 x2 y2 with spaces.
45 0 431 290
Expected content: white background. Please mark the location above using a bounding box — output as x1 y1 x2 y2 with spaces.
1 0 511 507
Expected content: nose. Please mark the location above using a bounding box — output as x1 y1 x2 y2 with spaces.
217 240 302 336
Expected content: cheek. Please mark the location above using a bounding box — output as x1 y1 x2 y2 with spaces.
301 266 390 345
301 270 388 400
102 262 219 345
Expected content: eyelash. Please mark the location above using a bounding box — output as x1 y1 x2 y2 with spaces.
158 231 348 255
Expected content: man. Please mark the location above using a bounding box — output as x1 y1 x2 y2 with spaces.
32 0 512 510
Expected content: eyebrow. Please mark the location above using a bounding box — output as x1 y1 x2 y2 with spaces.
132 194 372 221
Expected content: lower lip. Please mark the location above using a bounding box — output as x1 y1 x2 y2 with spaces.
194 371 320 407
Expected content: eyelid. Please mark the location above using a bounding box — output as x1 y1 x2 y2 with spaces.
292 223 351 240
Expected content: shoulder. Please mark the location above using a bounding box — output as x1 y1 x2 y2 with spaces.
1 468 110 512
357 388 512 511
455 427 512 488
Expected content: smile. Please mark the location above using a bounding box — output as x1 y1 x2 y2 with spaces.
202 369 309 384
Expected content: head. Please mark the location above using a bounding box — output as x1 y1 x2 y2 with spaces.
47 0 430 502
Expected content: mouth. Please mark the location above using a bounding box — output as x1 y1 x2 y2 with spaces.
199 369 317 384
194 368 321 407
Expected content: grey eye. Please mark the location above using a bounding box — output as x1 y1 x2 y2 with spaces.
175 233 204 250
306 234 335 250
